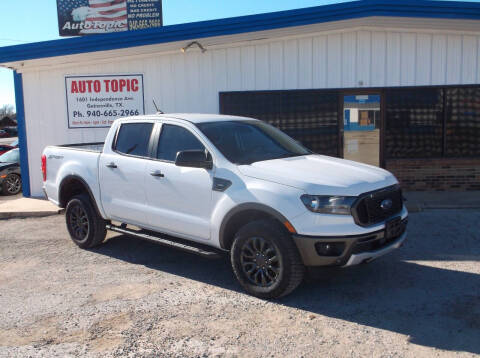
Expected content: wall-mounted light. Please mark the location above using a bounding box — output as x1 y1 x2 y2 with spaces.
181 41 207 53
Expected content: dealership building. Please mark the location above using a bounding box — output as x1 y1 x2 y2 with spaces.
1 0 480 197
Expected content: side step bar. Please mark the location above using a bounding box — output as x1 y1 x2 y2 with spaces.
106 224 224 259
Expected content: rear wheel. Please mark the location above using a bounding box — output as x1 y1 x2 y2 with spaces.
2 173 21 195
65 193 106 249
231 219 305 299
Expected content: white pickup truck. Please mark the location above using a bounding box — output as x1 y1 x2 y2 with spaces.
42 113 408 298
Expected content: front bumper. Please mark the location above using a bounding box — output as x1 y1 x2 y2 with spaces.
292 217 408 267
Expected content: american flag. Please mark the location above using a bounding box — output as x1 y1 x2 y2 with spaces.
82 0 128 34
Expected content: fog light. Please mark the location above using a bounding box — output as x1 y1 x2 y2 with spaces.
315 242 345 257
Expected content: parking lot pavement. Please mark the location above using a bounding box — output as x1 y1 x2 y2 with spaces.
0 210 479 357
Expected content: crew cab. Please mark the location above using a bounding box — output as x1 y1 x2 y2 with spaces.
42 114 408 298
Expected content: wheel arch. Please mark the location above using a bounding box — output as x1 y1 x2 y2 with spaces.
219 203 293 250
58 175 103 217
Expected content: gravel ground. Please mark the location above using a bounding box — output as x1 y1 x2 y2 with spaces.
0 210 479 357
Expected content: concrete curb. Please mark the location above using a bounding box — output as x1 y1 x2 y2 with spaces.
0 209 63 220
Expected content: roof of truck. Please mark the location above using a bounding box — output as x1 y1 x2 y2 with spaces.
142 113 257 124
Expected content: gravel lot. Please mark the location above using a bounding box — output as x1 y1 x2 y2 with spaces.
0 210 479 357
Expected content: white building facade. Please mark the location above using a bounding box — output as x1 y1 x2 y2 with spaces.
2 0 480 196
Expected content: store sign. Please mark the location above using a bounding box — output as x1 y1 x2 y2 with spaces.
65 74 145 128
57 0 162 36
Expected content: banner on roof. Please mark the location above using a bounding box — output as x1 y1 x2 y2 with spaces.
56 0 162 36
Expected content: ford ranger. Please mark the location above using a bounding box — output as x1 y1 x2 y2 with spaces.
42 114 408 298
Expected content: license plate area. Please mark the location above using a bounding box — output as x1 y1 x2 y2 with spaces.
385 217 403 240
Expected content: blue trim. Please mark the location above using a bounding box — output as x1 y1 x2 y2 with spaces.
13 71 31 197
1 0 480 63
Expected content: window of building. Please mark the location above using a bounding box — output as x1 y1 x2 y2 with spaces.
114 123 153 157
385 88 444 158
445 87 480 157
156 124 205 162
220 90 339 157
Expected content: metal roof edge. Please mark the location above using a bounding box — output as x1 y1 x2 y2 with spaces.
1 0 480 64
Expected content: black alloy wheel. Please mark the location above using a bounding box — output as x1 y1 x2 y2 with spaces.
67 203 90 242
240 237 282 287
231 219 305 299
65 194 106 248
3 174 21 195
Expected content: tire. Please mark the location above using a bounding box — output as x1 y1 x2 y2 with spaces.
231 219 305 299
2 173 22 195
65 193 106 249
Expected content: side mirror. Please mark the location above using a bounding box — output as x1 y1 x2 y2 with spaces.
175 150 213 169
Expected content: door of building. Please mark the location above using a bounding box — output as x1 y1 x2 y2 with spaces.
342 93 381 166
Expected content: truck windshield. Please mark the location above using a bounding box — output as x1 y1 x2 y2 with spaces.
196 120 312 165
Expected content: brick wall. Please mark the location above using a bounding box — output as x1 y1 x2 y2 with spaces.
385 158 480 191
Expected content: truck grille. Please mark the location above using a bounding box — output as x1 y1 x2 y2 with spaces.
352 185 403 226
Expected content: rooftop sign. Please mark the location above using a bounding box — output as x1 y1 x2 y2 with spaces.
56 0 162 36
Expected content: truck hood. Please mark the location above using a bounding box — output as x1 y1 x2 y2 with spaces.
237 154 397 196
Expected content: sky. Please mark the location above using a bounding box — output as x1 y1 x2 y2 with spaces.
0 0 478 109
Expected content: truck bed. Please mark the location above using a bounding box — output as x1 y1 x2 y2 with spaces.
54 142 105 152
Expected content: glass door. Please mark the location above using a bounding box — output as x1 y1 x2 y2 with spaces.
342 94 381 166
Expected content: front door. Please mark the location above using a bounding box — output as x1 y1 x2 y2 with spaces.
145 123 214 241
342 94 381 166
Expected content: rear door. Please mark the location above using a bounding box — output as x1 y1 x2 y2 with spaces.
99 121 155 226
145 122 214 241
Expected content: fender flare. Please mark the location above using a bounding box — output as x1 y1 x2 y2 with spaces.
218 202 290 249
58 175 103 217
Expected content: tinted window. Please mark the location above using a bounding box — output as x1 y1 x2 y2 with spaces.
197 120 311 165
115 123 153 157
157 124 205 161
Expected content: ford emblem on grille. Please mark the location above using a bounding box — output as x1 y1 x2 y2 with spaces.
380 199 393 210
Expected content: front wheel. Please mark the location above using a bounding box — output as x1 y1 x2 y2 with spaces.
231 219 305 299
65 193 106 249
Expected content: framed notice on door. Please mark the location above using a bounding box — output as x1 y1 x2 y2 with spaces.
65 74 145 129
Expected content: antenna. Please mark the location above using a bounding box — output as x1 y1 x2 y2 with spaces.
152 98 164 114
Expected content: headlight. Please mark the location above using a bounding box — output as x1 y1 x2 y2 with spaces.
300 195 357 215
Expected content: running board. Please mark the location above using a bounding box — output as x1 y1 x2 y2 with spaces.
106 224 223 259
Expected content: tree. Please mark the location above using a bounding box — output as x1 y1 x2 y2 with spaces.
0 105 15 118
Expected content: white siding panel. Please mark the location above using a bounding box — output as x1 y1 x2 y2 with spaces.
312 36 327 88
298 38 313 88
198 51 215 113
327 34 342 88
20 27 480 196
255 44 269 90
446 35 462 84
240 46 255 91
342 32 356 88
416 34 432 85
284 39 299 89
432 35 447 85
226 47 242 90
386 32 401 86
371 32 386 87
172 53 187 112
212 49 227 95
401 33 416 86
357 31 371 87
462 36 477 84
269 42 283 89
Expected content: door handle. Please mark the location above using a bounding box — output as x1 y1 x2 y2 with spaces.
150 170 164 178
106 162 117 169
